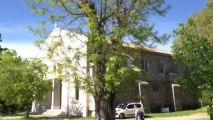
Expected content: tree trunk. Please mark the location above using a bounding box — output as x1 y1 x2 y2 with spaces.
25 106 30 118
210 113 213 120
209 105 213 120
25 110 29 118
95 98 101 120
95 95 115 120
102 101 114 120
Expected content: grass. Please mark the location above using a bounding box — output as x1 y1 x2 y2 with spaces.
33 116 95 120
146 107 207 118
0 107 208 120
0 112 25 117
0 115 96 120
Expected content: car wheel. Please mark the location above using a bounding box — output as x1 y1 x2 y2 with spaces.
119 113 125 119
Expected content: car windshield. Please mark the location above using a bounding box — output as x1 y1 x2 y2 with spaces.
116 103 128 109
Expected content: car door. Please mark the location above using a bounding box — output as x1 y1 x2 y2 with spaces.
126 104 135 117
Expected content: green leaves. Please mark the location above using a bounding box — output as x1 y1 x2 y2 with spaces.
172 8 213 107
0 50 52 106
38 8 46 14
88 54 104 63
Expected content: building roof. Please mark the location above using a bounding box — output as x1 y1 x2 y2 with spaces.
122 42 171 56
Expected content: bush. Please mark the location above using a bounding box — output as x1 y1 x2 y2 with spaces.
0 100 23 115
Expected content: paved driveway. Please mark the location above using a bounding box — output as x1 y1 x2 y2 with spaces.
123 113 209 120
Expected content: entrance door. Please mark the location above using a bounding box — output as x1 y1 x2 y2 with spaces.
52 78 62 109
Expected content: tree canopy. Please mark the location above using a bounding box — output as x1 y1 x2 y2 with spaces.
0 50 52 117
192 2 213 43
172 1 213 116
25 0 169 119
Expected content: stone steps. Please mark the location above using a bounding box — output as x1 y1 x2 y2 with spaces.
42 109 65 116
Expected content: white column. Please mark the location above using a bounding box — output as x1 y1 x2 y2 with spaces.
67 80 70 115
51 78 55 110
138 81 149 113
172 84 180 111
83 93 89 117
61 80 68 114
31 100 36 113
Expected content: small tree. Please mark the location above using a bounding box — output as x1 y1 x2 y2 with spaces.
0 50 52 118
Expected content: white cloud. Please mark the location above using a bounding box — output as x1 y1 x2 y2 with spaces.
0 24 44 58
1 43 40 58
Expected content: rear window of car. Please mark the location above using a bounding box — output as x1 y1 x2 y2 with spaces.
135 103 141 108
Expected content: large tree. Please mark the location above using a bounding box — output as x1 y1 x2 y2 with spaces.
0 50 52 118
172 2 213 119
25 0 169 119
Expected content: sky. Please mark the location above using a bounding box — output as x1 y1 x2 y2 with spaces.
0 0 208 58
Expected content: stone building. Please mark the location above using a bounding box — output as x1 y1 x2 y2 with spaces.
114 45 200 113
32 28 200 116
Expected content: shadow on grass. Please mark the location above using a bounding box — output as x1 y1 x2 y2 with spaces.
24 115 94 120
0 114 94 120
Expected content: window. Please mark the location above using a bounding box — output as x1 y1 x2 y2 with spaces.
173 62 178 73
141 60 147 70
75 86 79 100
126 58 133 67
136 104 141 108
127 104 134 109
159 61 164 73
169 62 178 74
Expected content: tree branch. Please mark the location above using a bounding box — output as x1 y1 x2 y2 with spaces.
59 0 85 16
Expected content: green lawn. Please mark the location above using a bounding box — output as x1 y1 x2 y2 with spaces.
0 112 25 117
0 107 208 120
146 107 207 118
0 115 96 120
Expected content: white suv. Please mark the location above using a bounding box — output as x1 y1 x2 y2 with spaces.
115 102 144 119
